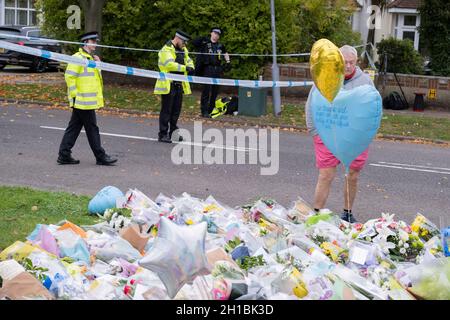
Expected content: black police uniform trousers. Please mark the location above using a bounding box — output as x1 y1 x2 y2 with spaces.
58 107 106 160
201 65 222 115
159 82 183 139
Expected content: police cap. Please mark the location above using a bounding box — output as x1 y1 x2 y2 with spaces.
175 30 191 42
211 27 222 35
80 31 100 42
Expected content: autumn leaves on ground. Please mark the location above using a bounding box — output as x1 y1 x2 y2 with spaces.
1 75 450 142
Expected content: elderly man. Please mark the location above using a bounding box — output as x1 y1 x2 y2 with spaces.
305 45 375 223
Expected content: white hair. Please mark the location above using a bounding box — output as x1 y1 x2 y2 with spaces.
340 45 358 58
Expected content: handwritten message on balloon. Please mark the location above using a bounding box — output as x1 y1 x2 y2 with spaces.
311 85 383 171
314 105 350 129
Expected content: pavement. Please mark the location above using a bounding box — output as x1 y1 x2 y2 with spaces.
1 102 449 226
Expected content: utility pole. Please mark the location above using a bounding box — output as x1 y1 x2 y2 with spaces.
270 0 281 116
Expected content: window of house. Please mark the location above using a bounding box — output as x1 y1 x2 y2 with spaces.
394 13 420 50
403 15 417 26
4 0 38 26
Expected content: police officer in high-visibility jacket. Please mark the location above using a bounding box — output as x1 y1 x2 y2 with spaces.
155 30 195 143
57 32 117 165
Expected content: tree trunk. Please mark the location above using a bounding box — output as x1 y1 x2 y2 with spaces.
79 0 106 37
78 0 107 54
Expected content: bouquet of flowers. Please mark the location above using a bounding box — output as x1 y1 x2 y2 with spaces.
320 242 349 264
410 213 441 242
103 208 132 230
309 227 330 247
346 213 426 263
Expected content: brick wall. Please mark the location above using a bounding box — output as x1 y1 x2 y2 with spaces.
263 63 450 109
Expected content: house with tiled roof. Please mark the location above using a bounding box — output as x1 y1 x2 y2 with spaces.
351 0 422 59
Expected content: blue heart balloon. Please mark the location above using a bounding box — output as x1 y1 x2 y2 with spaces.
88 186 124 215
311 84 382 171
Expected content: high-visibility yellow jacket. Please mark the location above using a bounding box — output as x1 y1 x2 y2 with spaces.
65 48 104 110
211 98 228 118
154 41 194 95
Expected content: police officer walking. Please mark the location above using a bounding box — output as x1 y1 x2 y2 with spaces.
154 30 195 143
57 31 117 166
192 27 231 118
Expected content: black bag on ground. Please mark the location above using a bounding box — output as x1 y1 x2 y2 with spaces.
225 96 239 114
383 91 408 110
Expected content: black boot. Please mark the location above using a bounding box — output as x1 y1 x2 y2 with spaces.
57 155 80 165
96 155 118 166
158 135 172 143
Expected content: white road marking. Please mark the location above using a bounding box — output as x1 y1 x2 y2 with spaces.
377 161 450 172
370 163 450 175
40 125 260 153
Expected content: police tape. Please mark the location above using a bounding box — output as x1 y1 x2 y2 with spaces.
0 32 371 58
0 32 311 57
0 40 314 88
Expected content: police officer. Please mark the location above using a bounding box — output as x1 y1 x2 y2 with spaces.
192 27 231 118
57 31 117 166
154 30 195 143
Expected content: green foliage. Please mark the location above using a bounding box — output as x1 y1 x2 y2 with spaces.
224 237 242 253
419 0 450 76
295 0 362 52
237 255 266 271
21 258 49 282
37 0 361 79
35 0 83 53
376 38 423 74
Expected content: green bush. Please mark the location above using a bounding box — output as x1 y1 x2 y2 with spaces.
376 38 423 74
36 0 361 80
419 0 450 76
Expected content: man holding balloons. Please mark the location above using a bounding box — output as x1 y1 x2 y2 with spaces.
305 44 378 223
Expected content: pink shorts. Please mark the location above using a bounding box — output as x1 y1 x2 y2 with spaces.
313 135 369 171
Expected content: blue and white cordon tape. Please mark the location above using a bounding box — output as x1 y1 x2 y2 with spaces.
0 40 314 88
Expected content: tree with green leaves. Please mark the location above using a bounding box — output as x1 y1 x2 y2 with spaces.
36 0 361 79
419 0 450 76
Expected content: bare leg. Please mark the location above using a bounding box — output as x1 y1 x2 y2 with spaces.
313 167 337 209
344 168 360 211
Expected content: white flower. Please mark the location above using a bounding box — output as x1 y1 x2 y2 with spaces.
398 240 403 246
373 236 396 254
403 243 409 249
399 229 409 242
400 248 406 254
375 226 396 240
381 213 396 225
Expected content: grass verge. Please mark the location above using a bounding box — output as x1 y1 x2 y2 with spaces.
0 186 99 251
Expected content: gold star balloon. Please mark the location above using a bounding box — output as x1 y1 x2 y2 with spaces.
310 39 345 103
